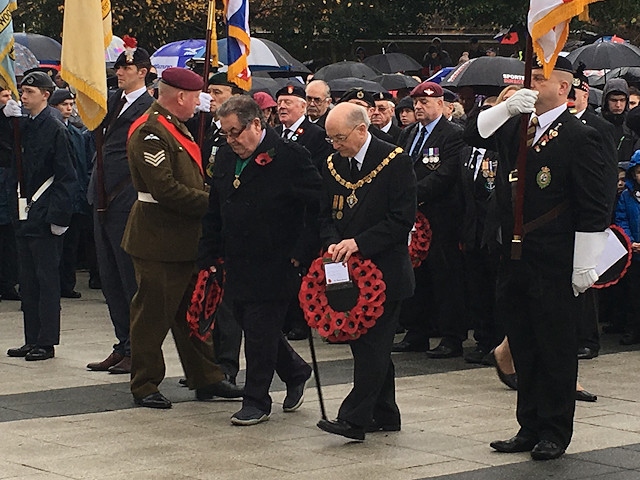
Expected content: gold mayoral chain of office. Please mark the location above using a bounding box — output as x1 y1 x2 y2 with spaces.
327 147 403 208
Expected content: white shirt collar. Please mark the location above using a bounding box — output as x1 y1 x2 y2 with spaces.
285 115 306 134
380 120 393 133
120 86 148 116
532 104 566 144
352 132 373 168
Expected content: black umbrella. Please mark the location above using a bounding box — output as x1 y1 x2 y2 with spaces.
589 87 603 108
327 77 388 96
314 61 380 81
363 53 422 74
373 73 419 91
587 67 640 87
440 57 524 94
566 41 640 69
250 76 304 97
14 32 61 66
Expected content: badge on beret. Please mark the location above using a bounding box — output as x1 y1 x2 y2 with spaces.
356 90 364 99
536 166 551 189
287 85 294 94
572 78 582 87
424 88 434 96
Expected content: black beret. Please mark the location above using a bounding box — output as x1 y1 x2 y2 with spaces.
442 88 456 103
533 55 574 74
275 84 306 100
22 67 57 79
161 67 204 91
208 71 240 89
373 91 392 101
21 71 56 89
114 47 151 68
338 88 375 107
396 95 414 111
572 62 590 93
49 89 74 105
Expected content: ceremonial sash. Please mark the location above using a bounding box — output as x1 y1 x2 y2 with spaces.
128 114 203 175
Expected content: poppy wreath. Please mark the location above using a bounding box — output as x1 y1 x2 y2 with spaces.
593 224 633 289
186 264 225 342
298 254 386 342
409 211 432 268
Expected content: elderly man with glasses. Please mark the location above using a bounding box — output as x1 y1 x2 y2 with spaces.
305 79 332 129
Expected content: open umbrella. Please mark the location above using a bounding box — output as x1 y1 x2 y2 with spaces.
327 77 388 96
363 53 422 73
151 39 206 74
105 36 125 64
440 57 524 94
566 41 640 69
250 76 304 97
13 43 39 77
314 61 380 81
425 66 456 84
587 67 640 87
14 32 61 67
192 38 310 77
374 73 419 91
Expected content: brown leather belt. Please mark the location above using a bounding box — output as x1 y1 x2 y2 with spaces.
522 200 569 236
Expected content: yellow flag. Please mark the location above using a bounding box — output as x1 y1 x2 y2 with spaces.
60 0 110 130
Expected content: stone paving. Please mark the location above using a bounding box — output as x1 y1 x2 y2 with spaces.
1 272 640 479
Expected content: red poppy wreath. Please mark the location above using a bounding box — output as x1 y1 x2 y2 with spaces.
298 254 386 342
186 266 225 342
409 211 432 268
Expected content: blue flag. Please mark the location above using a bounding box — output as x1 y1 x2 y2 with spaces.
0 0 17 99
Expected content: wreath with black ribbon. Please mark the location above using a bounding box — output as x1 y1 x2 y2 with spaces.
298 254 386 342
409 211 432 268
186 266 225 342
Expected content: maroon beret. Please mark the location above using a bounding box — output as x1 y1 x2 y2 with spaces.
410 81 444 98
253 91 277 109
161 67 204 91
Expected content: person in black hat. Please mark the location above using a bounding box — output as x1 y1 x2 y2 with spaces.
2 71 76 361
466 55 610 460
339 88 395 144
395 96 416 128
85 36 154 375
49 90 99 300
371 91 401 145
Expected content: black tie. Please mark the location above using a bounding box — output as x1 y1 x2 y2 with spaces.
410 126 427 162
469 149 482 177
350 157 360 182
282 128 292 139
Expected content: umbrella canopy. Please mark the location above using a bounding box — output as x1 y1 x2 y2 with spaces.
106 36 125 64
587 67 640 87
566 41 640 69
151 39 206 74
440 57 524 94
13 43 39 77
314 61 380 81
14 32 61 67
373 73 419 91
193 38 310 77
589 87 603 108
327 77 388 96
425 66 456 84
363 53 421 74
250 76 304 97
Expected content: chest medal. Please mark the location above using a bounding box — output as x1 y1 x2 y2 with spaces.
536 166 552 189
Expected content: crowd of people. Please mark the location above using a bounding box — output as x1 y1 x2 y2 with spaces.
1 36 640 461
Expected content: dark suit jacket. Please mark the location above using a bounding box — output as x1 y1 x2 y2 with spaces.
309 110 328 130
382 123 402 145
319 135 417 302
88 89 154 212
369 125 394 144
276 117 332 169
198 127 323 302
398 116 465 242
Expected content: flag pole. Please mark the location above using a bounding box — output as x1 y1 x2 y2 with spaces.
510 34 534 260
197 0 218 148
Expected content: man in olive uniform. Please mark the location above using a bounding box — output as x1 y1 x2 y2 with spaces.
122 67 243 409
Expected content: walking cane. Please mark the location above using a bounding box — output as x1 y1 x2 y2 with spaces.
306 326 327 420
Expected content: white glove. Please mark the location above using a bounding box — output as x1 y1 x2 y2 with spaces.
477 88 538 138
572 231 608 296
195 92 212 113
2 99 22 118
51 224 69 236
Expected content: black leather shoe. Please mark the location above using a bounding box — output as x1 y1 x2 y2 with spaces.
1 286 21 301
620 332 640 345
464 348 489 364
25 347 55 361
576 389 597 402
490 435 538 453
531 440 565 460
286 327 309 341
196 378 244 400
88 277 102 289
425 343 462 359
283 373 312 412
317 418 365 441
7 344 35 357
488 348 518 390
577 347 598 360
391 340 429 353
61 290 82 299
134 392 172 409
365 419 401 433
178 378 188 387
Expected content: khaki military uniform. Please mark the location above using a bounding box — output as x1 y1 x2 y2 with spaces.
123 101 224 399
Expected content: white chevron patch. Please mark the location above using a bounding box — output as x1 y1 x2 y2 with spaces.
144 134 160 141
144 150 166 167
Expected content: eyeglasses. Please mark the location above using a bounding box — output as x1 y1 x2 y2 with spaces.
326 124 361 144
373 105 389 112
306 96 328 104
220 123 249 140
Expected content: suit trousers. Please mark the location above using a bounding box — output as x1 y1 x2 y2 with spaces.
577 288 600 352
94 210 137 356
496 259 578 449
338 301 402 428
0 222 18 292
129 257 225 399
233 299 312 414
212 296 242 380
17 235 63 346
